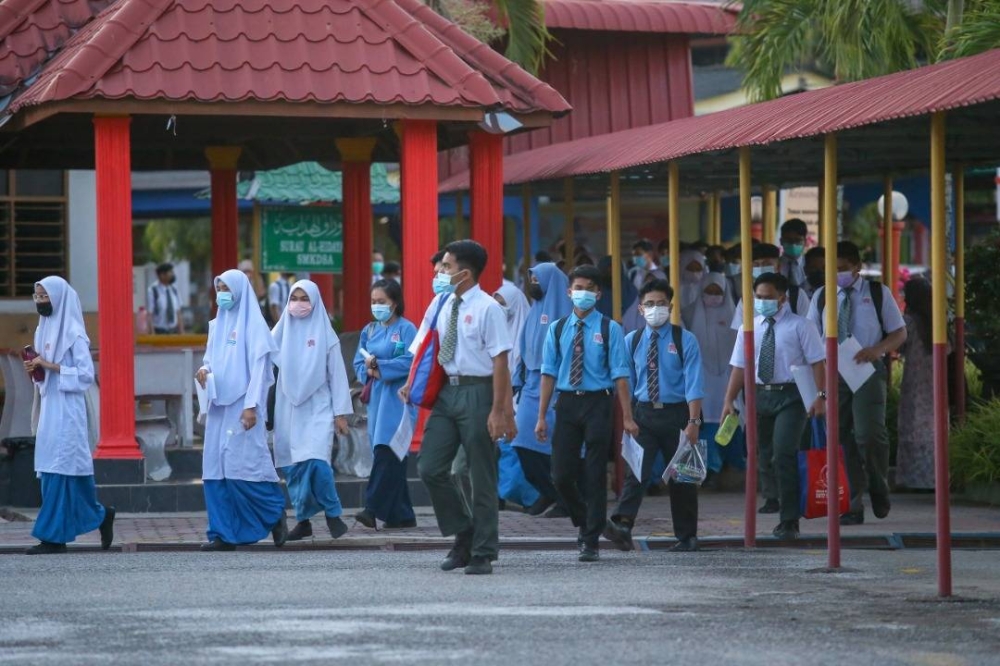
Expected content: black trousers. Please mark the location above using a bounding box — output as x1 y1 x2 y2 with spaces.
516 447 582 514
365 445 416 524
551 391 613 547
611 402 698 541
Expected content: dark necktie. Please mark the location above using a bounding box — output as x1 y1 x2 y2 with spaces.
759 316 776 384
569 320 585 386
647 331 659 403
838 286 854 343
166 286 175 326
438 295 462 364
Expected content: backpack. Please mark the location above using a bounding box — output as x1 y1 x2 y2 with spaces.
629 324 685 367
553 315 612 375
816 280 886 341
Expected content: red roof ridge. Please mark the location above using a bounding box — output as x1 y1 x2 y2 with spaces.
0 0 50 41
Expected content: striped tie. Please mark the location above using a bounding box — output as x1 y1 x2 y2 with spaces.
759 317 776 384
647 331 659 403
838 287 854 343
569 320 585 386
437 295 462 364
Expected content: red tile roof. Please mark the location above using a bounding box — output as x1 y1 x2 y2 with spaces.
4 0 570 117
543 0 737 34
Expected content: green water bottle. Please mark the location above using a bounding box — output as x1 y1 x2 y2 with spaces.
715 413 740 447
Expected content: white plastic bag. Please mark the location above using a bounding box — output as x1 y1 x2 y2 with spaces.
664 432 707 485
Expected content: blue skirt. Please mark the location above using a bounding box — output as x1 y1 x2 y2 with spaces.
32 473 105 545
498 440 541 507
703 423 747 473
282 459 343 522
204 479 286 545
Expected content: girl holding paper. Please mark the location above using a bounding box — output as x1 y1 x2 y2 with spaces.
353 279 418 529
271 280 353 541
196 269 286 551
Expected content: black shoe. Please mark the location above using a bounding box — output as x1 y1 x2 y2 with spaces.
670 537 699 552
840 511 865 526
383 518 418 529
354 509 377 529
543 505 570 519
272 516 289 548
578 544 600 562
286 520 313 541
576 527 586 547
99 505 116 550
464 556 493 575
871 494 891 519
772 520 800 540
602 521 634 552
498 499 508 511
25 541 67 555
526 497 555 516
440 529 473 571
758 499 780 514
326 516 349 539
200 539 236 552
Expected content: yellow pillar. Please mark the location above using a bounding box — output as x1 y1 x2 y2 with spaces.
608 171 622 320
762 187 777 244
823 133 842 570
817 179 825 244
712 191 722 245
669 162 681 325
881 177 893 287
563 178 576 268
738 146 756 549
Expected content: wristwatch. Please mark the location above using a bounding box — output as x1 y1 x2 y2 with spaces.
817 391 827 399
688 418 703 426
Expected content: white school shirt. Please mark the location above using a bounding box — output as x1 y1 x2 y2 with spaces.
267 278 291 310
410 285 512 377
806 277 906 349
730 288 811 331
730 304 826 385
146 282 181 330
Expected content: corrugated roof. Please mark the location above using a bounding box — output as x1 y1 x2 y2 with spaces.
542 0 736 34
4 0 570 117
439 48 1000 191
195 162 401 205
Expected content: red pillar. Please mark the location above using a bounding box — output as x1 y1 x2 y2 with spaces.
93 116 141 459
400 120 438 321
313 274 335 316
469 131 504 294
337 138 376 331
206 147 241 279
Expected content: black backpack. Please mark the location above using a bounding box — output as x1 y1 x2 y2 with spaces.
629 324 685 367
816 280 887 340
552 315 612 374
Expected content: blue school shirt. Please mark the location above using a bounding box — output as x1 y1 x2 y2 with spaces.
540 308 630 392
353 318 417 447
624 325 705 404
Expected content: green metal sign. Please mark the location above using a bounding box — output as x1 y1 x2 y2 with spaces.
260 206 342 273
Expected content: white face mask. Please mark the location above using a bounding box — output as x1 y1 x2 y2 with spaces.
642 305 670 328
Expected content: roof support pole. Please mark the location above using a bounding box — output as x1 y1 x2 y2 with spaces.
400 119 438 321
823 134 842 570
930 111 953 597
739 147 758 548
954 165 966 423
469 130 505 295
521 184 532 286
711 191 722 245
817 179 825 246
206 147 242 283
881 177 893 288
608 171 622 320
668 162 681 325
762 187 777 245
92 115 141 460
337 138 377 331
563 179 576 266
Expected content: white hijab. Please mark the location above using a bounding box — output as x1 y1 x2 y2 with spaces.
271 279 339 406
34 276 89 366
683 272 736 376
495 282 531 372
206 269 278 407
679 249 708 309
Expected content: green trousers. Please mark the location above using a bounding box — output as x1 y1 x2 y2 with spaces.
756 387 808 522
839 362 890 513
417 383 498 559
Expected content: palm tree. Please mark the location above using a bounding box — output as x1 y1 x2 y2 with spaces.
728 0 1000 103
430 0 552 74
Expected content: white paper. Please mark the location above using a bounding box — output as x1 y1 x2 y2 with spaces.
388 412 414 462
791 364 818 410
358 347 374 361
621 433 644 481
837 337 876 393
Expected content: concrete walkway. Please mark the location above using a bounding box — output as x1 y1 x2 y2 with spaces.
2 491 998 553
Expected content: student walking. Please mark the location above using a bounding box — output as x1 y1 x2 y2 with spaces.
196 269 287 551
146 262 184 334
24 276 114 555
271 280 353 541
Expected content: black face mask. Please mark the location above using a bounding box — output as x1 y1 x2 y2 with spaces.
168 275 177 285
806 271 824 288
36 302 53 317
528 284 544 301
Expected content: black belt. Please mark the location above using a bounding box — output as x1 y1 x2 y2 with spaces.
636 401 685 410
560 388 612 397
447 375 492 386
153 327 179 335
757 383 796 391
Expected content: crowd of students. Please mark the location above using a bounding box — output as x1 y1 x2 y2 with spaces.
24 218 939 570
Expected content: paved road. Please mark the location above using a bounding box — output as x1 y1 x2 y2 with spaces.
2 548 999 665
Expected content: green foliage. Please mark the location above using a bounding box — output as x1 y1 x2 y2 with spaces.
845 201 882 260
439 0 506 44
950 398 1000 488
939 0 1000 59
965 230 1000 348
143 217 213 266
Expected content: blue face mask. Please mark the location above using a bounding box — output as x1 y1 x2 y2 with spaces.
571 289 598 311
754 298 779 318
433 272 456 295
782 242 805 259
752 265 775 279
371 304 393 322
633 256 647 269
726 263 741 277
216 292 235 311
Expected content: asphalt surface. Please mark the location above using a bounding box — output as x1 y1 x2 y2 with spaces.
2 548 1000 665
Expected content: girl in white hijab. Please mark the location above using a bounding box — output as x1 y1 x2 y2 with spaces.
679 249 708 309
196 269 285 551
271 280 353 541
24 276 114 554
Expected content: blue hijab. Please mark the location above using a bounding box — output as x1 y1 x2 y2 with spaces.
595 256 637 320
521 262 572 371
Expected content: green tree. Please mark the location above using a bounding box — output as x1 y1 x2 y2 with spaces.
143 217 213 266
430 0 552 74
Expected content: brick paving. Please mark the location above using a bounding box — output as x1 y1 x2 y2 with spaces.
1 491 998 552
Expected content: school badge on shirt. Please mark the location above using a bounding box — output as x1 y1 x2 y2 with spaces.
307 339 316 348
667 343 678 355
227 331 237 346
391 332 401 343
540 314 549 325
464 314 473 325
593 332 603 344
